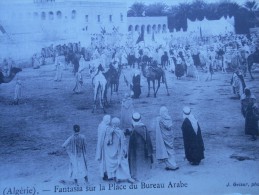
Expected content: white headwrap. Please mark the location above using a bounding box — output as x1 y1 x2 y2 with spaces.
132 112 144 127
183 106 198 134
102 115 111 125
159 106 173 127
111 117 120 128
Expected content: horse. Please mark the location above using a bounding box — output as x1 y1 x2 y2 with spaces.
103 64 123 105
247 49 259 80
192 53 206 69
0 67 22 84
140 62 169 98
91 64 107 113
64 51 81 73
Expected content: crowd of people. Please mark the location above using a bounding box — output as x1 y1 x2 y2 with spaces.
1 30 258 184
59 31 258 185
62 104 205 184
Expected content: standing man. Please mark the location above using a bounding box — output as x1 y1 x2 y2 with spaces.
14 77 22 105
181 106 205 165
96 115 111 180
131 69 141 99
155 107 179 170
62 125 88 184
128 112 153 181
205 56 214 81
241 88 258 141
103 118 135 183
73 70 83 94
54 53 63 82
230 69 245 99
120 93 134 129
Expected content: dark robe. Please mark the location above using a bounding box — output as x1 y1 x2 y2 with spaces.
192 54 201 67
128 54 135 68
128 125 153 180
175 63 185 78
241 96 258 136
161 54 169 68
181 118 204 164
132 74 141 98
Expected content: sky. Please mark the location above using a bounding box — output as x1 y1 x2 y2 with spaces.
0 0 249 6
109 0 248 6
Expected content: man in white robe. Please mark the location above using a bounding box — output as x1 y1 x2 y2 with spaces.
103 118 135 183
155 107 179 170
62 125 88 184
95 115 111 180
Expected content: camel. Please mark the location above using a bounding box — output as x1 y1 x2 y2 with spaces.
140 62 169 98
0 67 22 84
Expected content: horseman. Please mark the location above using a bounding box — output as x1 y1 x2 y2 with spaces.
161 51 169 69
108 62 118 80
92 64 105 83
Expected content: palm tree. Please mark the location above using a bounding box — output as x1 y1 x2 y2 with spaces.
127 2 146 17
191 0 207 20
244 0 258 12
145 3 168 16
243 0 259 27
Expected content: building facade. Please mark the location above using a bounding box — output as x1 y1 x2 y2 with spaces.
187 16 235 36
127 16 168 34
0 0 127 43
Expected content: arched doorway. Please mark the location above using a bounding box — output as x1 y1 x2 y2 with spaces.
162 24 167 33
128 25 133 32
141 25 145 32
71 10 76 19
152 24 157 32
49 11 54 20
135 25 139 32
41 12 46 20
147 25 151 34
157 24 161 33
57 11 62 19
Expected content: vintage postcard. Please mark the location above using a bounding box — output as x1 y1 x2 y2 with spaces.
0 0 259 195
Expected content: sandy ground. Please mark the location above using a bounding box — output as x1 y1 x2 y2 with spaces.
0 63 259 195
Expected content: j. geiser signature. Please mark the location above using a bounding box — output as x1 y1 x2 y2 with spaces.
226 182 259 187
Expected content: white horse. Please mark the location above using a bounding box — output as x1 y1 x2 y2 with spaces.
78 58 107 113
91 64 107 113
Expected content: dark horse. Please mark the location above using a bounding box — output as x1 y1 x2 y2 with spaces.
65 51 81 74
247 49 259 80
103 64 123 104
141 62 170 98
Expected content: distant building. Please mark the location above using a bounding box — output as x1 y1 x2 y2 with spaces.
187 16 235 36
127 16 168 34
0 0 127 42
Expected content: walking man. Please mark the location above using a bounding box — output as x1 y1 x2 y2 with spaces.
62 125 88 184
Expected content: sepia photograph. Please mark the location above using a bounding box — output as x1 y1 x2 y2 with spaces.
0 0 259 194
